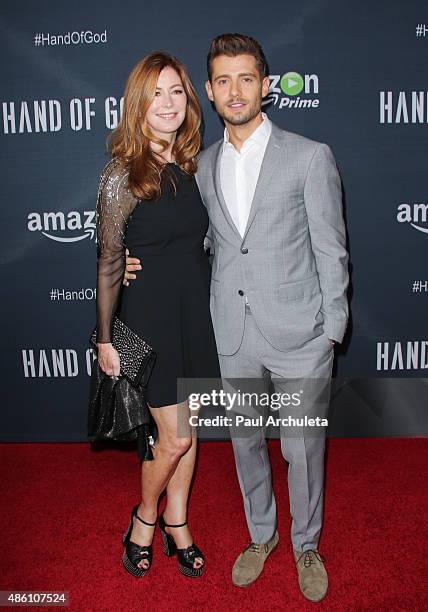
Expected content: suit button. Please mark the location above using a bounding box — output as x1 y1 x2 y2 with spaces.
241 247 248 254
238 290 244 296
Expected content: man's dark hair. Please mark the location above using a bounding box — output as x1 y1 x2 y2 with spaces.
207 33 267 81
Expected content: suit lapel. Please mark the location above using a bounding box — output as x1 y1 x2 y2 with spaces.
212 141 243 242
241 123 283 241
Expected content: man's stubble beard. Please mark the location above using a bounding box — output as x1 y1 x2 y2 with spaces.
218 94 263 127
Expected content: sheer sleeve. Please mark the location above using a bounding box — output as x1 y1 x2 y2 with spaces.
95 158 137 343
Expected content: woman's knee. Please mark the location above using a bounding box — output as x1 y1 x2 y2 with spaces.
162 435 192 459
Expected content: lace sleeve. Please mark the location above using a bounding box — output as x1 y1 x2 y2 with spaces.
95 158 137 343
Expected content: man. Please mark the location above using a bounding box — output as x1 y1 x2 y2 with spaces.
125 34 349 602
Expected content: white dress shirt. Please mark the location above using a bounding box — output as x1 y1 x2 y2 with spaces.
220 112 272 237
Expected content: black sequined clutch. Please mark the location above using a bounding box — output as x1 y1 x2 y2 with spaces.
90 317 156 388
87 360 157 461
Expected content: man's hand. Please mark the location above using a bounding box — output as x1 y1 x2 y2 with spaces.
329 339 336 347
124 248 142 286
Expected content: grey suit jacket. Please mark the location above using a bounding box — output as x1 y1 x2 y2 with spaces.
196 121 349 356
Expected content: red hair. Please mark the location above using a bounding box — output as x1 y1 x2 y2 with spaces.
110 51 201 200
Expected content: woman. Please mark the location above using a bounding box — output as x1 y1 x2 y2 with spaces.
95 51 220 579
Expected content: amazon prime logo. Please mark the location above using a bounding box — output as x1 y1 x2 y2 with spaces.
27 210 96 242
263 71 320 110
396 203 428 234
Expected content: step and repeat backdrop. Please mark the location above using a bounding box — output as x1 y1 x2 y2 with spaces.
1 0 427 440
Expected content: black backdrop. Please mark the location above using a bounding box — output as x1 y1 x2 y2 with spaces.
1 0 427 441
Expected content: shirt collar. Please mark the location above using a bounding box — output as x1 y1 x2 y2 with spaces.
223 112 272 153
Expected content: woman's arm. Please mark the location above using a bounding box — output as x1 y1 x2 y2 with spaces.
95 158 136 373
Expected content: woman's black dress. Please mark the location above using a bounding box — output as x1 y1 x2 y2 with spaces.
95 158 220 408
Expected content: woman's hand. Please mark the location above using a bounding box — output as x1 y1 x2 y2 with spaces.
97 343 120 377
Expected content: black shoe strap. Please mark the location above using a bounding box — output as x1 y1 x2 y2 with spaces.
162 516 187 528
135 513 156 527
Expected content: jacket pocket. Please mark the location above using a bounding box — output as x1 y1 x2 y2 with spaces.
275 275 320 302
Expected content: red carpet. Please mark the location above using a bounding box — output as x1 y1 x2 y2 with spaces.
1 438 426 611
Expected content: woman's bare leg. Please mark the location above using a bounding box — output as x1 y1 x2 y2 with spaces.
129 401 192 568
163 402 203 568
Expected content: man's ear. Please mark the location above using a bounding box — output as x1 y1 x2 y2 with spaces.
261 75 270 99
205 80 214 102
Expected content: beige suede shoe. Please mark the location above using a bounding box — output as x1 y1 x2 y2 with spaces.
232 530 279 587
293 549 328 602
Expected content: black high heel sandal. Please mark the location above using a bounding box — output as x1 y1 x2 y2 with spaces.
122 504 156 578
159 514 205 578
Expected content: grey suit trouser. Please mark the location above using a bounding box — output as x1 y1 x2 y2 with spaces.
218 305 334 552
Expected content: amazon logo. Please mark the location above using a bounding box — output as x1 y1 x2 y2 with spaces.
27 210 96 242
396 203 428 234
